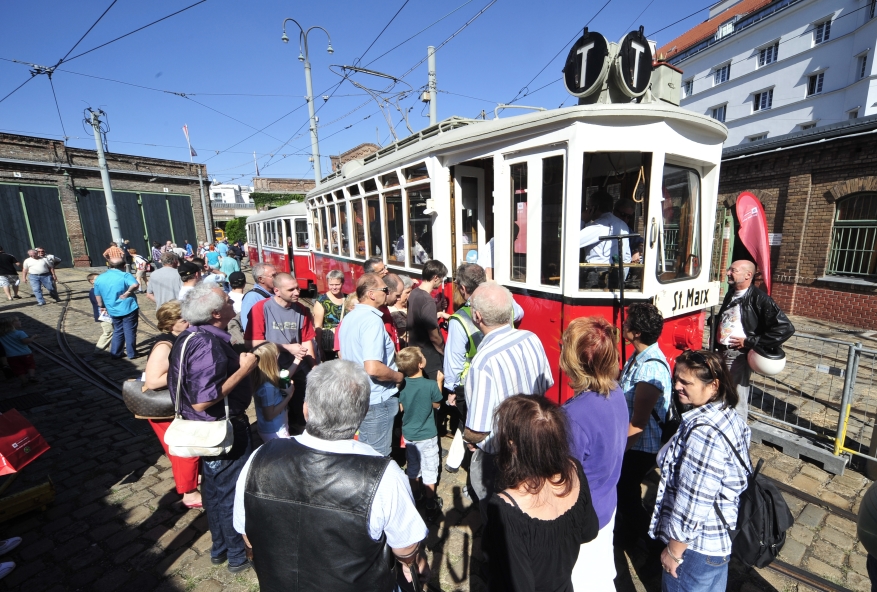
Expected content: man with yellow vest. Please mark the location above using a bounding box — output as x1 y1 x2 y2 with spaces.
442 263 523 473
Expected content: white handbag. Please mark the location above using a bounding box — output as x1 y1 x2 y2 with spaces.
163 332 235 458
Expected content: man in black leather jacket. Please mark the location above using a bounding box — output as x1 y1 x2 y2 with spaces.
714 260 794 419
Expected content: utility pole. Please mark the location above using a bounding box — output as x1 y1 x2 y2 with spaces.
428 46 437 126
197 166 211 245
88 109 123 246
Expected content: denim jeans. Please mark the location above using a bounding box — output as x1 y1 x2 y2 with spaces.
661 548 729 592
867 554 877 592
202 419 252 567
110 309 139 359
358 396 399 457
29 273 58 305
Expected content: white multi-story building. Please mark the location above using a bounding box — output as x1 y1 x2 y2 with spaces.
209 182 253 204
659 0 877 145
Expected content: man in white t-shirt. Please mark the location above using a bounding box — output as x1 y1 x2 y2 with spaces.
233 360 429 589
22 247 60 305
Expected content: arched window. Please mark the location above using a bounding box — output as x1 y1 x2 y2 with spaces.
827 193 877 277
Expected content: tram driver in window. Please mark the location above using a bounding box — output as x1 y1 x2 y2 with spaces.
579 190 631 289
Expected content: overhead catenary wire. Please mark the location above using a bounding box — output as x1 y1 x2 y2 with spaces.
47 76 68 140
58 0 119 64
355 0 411 66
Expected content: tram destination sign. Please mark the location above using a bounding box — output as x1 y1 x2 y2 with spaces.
563 29 610 98
652 281 721 318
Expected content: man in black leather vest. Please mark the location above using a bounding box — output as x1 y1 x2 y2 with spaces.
233 360 429 591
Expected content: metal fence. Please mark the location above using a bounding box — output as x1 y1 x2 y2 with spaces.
744 331 877 468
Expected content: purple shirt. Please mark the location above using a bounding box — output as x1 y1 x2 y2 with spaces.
168 325 252 421
563 386 629 528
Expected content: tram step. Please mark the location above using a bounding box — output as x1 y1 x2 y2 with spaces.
749 420 848 476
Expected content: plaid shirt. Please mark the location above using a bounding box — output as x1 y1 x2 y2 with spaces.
649 401 751 556
620 343 672 454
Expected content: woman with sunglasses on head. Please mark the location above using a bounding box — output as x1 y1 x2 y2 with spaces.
649 350 751 592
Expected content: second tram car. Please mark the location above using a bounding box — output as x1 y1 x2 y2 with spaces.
246 202 317 293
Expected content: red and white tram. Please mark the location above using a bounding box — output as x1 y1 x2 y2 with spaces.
245 202 318 294
264 31 730 403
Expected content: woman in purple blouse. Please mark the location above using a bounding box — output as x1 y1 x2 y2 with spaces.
560 316 629 590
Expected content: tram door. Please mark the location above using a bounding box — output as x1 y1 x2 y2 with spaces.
454 165 485 269
284 219 295 276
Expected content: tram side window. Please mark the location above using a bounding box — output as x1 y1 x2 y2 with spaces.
319 208 329 252
510 163 528 282
579 152 651 291
338 201 351 256
366 197 383 257
295 220 308 249
658 165 702 283
384 191 406 263
328 206 339 253
541 155 564 286
351 199 366 258
460 177 478 261
408 186 433 267
312 210 323 252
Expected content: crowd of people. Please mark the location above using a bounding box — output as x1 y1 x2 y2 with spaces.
0 236 802 590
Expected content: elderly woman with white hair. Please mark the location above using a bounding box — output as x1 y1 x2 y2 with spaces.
314 269 347 360
168 282 259 573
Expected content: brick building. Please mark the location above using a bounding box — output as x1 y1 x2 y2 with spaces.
0 133 211 267
717 114 877 328
330 142 380 172
252 177 315 193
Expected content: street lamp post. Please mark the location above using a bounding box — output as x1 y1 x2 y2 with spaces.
282 18 333 187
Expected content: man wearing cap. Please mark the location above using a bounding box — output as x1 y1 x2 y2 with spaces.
228 271 247 314
715 260 794 419
146 252 183 310
177 262 201 301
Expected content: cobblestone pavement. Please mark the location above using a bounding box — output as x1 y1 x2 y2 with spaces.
0 268 873 591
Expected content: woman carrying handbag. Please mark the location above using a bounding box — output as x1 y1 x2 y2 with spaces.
167 282 259 574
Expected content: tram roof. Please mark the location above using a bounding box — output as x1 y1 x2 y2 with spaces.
245 200 308 224
308 103 728 197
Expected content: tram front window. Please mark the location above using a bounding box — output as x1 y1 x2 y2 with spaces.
658 165 701 282
541 155 564 286
408 186 432 267
579 152 651 291
511 163 528 282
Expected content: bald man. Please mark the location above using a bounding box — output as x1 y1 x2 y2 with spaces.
715 260 794 419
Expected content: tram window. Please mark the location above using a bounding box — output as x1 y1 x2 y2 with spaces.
384 191 406 263
348 184 360 196
351 199 366 258
405 163 429 183
320 207 330 252
328 206 340 253
541 155 564 287
338 202 351 256
579 152 651 291
295 220 308 249
460 177 479 261
363 178 378 193
407 186 433 267
657 165 702 283
367 196 384 257
312 209 323 252
381 172 400 188
510 163 528 282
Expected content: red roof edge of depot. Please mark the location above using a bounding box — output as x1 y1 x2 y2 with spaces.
656 0 774 60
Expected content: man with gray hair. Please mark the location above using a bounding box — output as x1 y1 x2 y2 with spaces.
146 251 182 310
232 360 429 591
463 282 553 517
363 256 388 277
239 262 277 331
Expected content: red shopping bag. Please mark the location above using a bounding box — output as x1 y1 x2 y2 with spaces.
0 410 50 476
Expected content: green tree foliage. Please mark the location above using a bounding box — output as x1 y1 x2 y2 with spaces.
224 217 248 244
250 192 305 210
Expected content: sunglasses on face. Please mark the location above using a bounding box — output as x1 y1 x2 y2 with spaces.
371 287 390 294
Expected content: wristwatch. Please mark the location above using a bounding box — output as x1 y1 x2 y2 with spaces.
667 548 684 565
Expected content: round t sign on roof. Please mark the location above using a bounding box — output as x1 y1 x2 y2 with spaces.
615 27 653 97
563 29 610 98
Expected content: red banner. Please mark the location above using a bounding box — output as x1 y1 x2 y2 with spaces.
0 410 50 476
736 192 771 295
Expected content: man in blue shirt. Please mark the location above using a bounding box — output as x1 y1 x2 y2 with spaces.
339 273 404 457
184 240 194 258
217 240 229 258
93 258 140 360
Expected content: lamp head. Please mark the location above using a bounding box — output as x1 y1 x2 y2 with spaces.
298 52 305 62
327 44 334 54
281 32 289 43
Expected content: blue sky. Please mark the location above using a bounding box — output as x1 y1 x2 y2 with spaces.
0 0 710 184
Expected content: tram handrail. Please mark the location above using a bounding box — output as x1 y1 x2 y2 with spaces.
494 104 547 119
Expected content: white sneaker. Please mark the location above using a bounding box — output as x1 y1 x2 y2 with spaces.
0 537 21 555
0 561 14 580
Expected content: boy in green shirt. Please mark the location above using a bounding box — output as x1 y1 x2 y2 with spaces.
398 347 444 521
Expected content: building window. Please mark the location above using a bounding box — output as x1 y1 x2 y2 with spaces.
807 72 824 96
860 54 869 79
849 110 859 119
716 19 735 40
711 105 727 122
827 193 877 278
753 89 773 112
748 133 767 142
683 79 693 97
713 63 731 85
871 0 876 19
758 43 779 67
800 122 816 130
814 19 832 45
212 192 223 200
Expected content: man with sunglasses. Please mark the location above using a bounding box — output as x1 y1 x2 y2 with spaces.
715 260 794 418
22 248 60 306
339 273 405 457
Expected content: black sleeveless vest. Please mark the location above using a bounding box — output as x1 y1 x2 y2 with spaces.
244 438 396 592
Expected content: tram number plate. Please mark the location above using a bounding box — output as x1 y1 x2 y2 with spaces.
653 281 721 318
